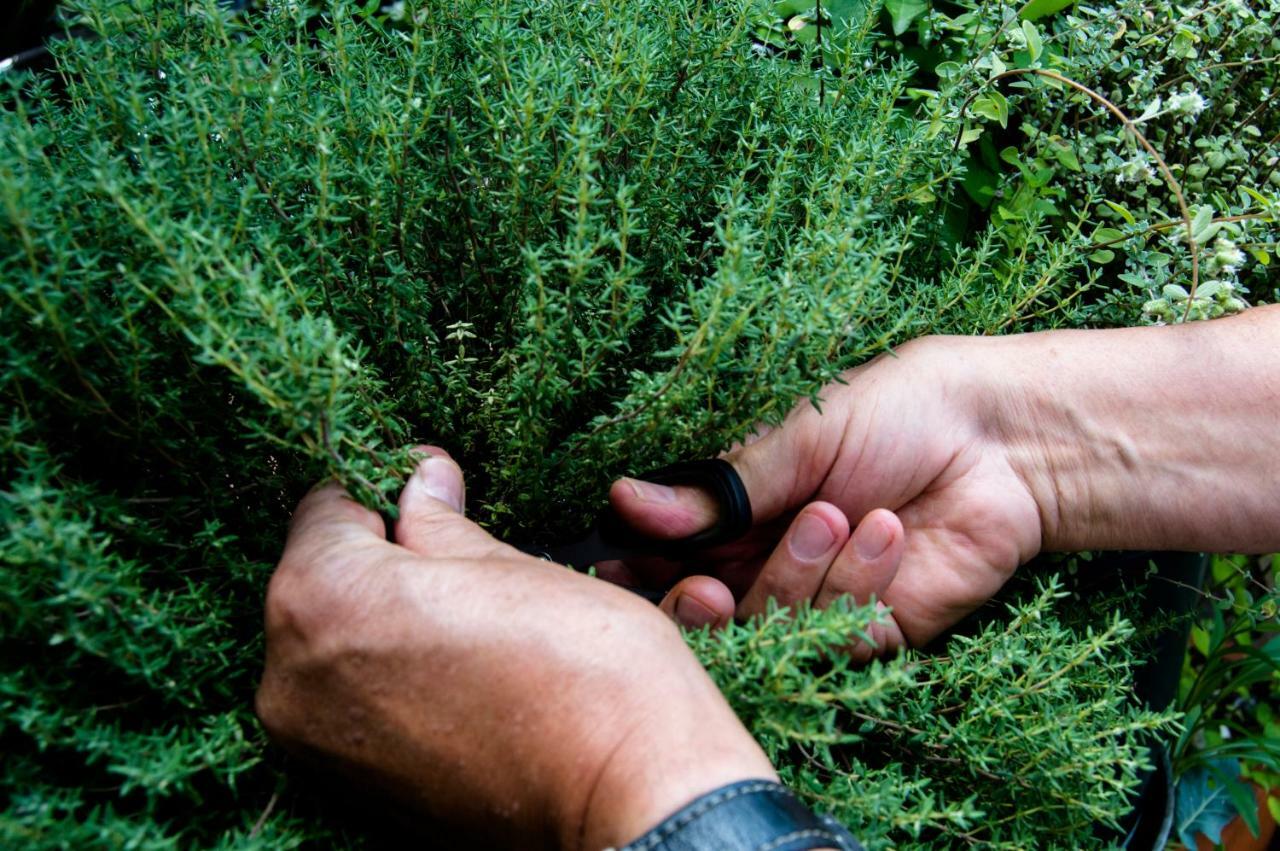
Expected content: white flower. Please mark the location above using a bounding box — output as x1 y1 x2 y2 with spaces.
1167 90 1208 116
1113 156 1156 185
1211 238 1247 273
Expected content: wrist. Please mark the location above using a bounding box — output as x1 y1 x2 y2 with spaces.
562 660 778 850
966 309 1280 554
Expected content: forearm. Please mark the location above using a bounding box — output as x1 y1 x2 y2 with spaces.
976 305 1280 553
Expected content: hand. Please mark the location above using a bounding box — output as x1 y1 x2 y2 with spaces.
255 447 776 850
604 337 1044 655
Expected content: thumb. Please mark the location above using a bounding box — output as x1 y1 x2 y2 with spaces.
395 446 497 558
609 413 829 540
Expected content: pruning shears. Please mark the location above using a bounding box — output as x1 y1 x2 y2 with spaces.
518 459 753 603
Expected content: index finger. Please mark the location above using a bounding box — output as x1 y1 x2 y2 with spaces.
285 482 388 556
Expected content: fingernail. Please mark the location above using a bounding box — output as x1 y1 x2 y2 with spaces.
627 478 677 503
419 456 463 513
789 512 835 560
854 516 893 561
675 594 720 629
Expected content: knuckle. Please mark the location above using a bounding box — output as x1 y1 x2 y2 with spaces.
253 677 296 743
262 559 353 652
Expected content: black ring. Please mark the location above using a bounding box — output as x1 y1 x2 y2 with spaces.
599 458 753 557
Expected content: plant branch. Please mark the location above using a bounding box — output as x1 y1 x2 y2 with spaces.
954 67 1202 316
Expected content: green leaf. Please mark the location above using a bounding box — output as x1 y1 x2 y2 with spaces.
1103 200 1136 224
1021 21 1043 63
1240 186 1276 211
935 61 963 81
971 92 1009 128
1019 0 1075 20
1176 763 1238 849
1248 247 1271 266
1088 249 1115 264
1051 143 1081 172
884 0 928 35
991 90 1010 128
1191 625 1209 656
971 96 1001 123
1191 205 1215 242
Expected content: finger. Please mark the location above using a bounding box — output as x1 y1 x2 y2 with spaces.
737 502 850 618
608 402 837 542
814 508 904 610
607 477 719 540
591 559 638 588
286 481 388 556
659 575 735 630
395 446 497 558
847 602 909 664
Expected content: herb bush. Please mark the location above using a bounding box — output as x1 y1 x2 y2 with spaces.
0 0 1215 846
752 0 1279 324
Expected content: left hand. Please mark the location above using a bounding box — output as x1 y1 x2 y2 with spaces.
255 446 775 850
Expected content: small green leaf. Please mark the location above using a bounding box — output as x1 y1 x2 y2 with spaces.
1103 200 1136 224
935 61 963 81
1191 625 1209 656
1019 0 1075 20
1022 21 1043 62
991 90 1010 128
1051 143 1082 172
884 0 927 35
971 96 1001 123
1191 205 1215 242
1248 247 1271 266
1088 249 1115 264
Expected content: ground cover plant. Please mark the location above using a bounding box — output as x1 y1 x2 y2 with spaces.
751 0 1279 324
0 0 1272 847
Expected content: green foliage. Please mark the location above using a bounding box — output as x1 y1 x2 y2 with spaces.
765 0 1280 324
1174 553 1280 841
687 579 1174 849
1 0 1187 846
1174 760 1240 849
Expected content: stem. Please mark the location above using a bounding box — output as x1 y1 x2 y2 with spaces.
816 0 824 106
1087 213 1271 251
1156 56 1280 92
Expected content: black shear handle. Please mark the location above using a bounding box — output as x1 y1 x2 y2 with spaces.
598 458 753 560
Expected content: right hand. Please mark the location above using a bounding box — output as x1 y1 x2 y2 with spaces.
605 337 1045 655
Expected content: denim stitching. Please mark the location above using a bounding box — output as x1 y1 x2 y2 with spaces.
755 827 843 851
622 781 783 851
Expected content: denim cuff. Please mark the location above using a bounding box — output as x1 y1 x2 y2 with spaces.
609 779 864 851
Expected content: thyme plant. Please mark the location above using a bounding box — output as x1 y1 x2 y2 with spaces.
2 0 1172 846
